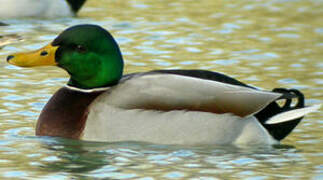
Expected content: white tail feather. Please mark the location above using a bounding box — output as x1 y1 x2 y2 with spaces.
265 104 321 125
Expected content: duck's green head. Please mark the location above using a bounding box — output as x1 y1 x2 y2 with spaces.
7 24 124 89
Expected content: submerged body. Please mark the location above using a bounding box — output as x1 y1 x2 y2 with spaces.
7 24 320 145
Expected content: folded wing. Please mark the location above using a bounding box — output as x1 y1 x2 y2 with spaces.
100 73 282 117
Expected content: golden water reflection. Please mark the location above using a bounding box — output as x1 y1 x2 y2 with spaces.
0 0 322 179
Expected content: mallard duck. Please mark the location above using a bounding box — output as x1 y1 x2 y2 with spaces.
7 24 320 145
0 0 86 18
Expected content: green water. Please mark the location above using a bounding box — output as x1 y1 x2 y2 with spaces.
0 0 322 179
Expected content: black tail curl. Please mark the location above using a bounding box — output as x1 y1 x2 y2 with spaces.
255 88 305 141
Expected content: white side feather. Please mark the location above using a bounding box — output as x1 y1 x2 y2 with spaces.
83 105 276 145
265 104 321 125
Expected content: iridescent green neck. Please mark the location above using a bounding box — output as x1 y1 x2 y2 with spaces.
66 52 124 89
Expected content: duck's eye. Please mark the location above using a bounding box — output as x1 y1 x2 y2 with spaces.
75 45 87 53
40 51 48 56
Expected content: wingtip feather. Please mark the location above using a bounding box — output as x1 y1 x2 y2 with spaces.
265 104 321 125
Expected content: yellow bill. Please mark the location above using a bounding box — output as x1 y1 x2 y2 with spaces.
7 43 58 67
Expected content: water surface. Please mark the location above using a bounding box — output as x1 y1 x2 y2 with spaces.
0 0 322 179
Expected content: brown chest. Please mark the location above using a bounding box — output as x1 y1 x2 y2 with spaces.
36 87 104 139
